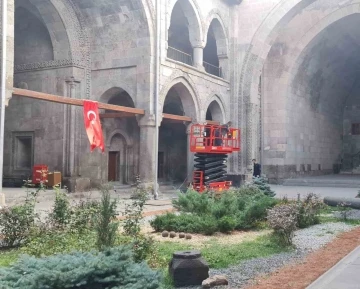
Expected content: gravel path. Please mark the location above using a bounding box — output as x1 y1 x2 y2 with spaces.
333 209 360 220
176 222 355 289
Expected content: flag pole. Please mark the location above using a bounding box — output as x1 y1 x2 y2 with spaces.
0 0 8 205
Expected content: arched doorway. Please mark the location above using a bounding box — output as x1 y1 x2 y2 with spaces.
159 82 198 183
101 87 138 184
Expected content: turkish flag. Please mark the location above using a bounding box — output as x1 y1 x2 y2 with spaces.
83 100 105 152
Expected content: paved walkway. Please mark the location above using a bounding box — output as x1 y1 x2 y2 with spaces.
307 246 360 289
271 185 358 199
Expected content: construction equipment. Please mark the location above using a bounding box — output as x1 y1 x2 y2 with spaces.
189 123 240 193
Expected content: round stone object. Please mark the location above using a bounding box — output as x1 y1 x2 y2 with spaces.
170 231 177 238
162 231 169 237
169 250 209 287
179 232 185 239
186 234 192 239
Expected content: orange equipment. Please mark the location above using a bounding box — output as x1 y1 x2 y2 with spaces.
189 123 240 193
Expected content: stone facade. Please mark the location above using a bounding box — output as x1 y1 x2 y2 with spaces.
2 0 360 190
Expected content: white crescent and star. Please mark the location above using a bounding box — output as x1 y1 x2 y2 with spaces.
87 110 97 121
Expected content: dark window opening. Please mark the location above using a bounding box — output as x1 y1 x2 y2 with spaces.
163 88 185 116
206 108 213 121
203 23 222 77
13 133 34 172
167 1 193 65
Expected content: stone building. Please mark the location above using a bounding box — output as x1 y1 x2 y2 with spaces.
1 0 360 189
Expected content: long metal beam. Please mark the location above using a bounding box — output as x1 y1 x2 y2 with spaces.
12 88 146 115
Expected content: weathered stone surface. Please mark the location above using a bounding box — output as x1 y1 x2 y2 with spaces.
186 234 192 240
202 275 229 288
170 231 177 238
179 232 185 238
162 231 169 237
169 250 209 287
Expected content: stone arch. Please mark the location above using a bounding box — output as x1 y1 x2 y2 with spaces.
204 13 228 56
107 129 133 148
14 0 72 61
100 87 136 108
167 0 203 46
260 1 360 180
160 74 200 120
205 95 226 123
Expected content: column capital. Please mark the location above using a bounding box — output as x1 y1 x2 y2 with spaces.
137 114 162 127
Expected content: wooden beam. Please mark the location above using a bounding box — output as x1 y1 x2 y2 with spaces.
12 88 145 115
100 112 135 119
162 113 192 122
206 120 220 125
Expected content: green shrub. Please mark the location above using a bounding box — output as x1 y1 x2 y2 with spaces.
150 213 218 235
132 234 155 263
69 199 100 233
252 177 276 197
239 197 278 229
173 190 214 215
96 187 118 250
0 246 162 289
218 216 237 233
297 193 323 228
0 192 37 248
49 188 71 228
21 230 97 257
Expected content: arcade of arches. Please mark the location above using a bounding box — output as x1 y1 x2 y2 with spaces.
3 0 360 191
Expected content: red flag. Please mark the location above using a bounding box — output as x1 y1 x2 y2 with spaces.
83 100 105 152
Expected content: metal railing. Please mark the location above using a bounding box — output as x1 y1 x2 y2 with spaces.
203 61 223 78
167 46 193 66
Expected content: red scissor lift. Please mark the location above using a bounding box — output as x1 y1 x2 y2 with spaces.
189 124 240 193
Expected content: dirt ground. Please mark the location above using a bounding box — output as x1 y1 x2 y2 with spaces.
245 227 360 289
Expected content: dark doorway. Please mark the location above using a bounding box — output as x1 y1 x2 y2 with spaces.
108 152 119 182
158 152 165 179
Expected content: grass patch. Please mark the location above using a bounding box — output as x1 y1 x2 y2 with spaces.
0 249 21 267
154 233 290 270
320 215 360 225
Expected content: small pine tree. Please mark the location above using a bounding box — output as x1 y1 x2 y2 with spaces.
253 177 276 197
0 246 162 289
96 186 118 250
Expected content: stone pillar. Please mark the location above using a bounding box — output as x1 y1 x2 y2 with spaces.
193 46 204 69
246 103 260 175
64 77 80 177
0 0 14 106
138 115 158 185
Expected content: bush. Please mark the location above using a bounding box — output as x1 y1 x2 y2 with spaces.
49 188 71 228
267 204 298 246
0 192 37 248
21 230 97 257
173 190 214 215
96 187 118 250
150 213 218 235
218 216 237 233
238 197 278 229
297 193 323 228
0 246 162 289
252 177 276 197
152 188 278 234
69 199 100 233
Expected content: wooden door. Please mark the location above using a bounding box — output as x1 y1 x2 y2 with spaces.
108 152 118 181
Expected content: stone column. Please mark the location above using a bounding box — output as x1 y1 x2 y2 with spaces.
64 77 80 177
138 114 158 186
246 103 260 178
0 0 14 107
193 46 204 70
